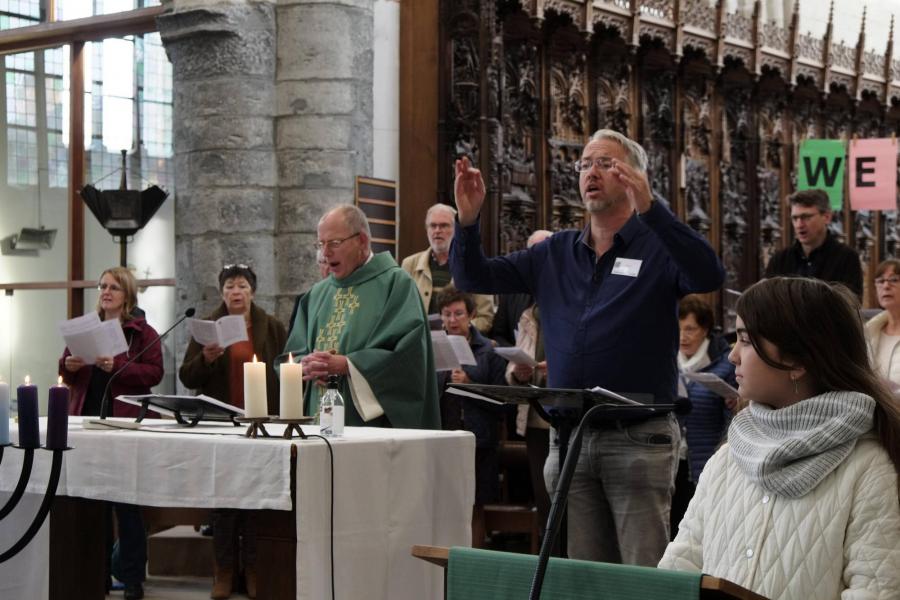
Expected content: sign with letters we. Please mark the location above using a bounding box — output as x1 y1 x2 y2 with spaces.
798 138 899 212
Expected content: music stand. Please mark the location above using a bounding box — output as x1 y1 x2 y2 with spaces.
446 383 678 600
116 394 244 427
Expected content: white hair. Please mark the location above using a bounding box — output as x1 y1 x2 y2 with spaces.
425 203 457 224
590 129 648 172
319 205 372 247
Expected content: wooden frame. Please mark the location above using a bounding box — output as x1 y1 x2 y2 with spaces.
0 6 166 317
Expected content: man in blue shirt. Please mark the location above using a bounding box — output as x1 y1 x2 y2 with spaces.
450 129 725 565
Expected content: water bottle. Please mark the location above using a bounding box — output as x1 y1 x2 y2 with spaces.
320 375 345 437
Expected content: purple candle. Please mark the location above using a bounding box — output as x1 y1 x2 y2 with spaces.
46 377 69 450
16 375 39 449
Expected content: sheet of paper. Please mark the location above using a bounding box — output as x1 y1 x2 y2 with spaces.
187 319 221 346
58 313 127 364
97 319 128 356
444 386 504 405
431 331 461 371
58 312 101 335
216 315 249 347
681 372 739 399
588 386 641 405
492 346 537 366
447 334 477 366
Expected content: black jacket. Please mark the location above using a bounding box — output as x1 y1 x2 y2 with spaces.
764 233 862 299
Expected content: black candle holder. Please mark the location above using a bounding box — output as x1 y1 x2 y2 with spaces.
268 417 315 440
235 417 272 439
0 446 71 563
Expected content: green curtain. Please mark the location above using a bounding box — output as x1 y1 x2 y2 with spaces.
447 547 700 600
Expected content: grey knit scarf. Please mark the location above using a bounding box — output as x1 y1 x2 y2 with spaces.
728 391 875 498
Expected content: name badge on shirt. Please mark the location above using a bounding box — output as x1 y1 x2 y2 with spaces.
611 257 642 277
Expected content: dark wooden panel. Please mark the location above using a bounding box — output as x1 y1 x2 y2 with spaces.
399 0 439 262
50 497 106 600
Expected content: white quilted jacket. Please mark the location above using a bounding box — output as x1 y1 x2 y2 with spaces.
659 436 900 599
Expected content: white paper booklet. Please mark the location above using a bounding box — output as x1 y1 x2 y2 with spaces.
430 331 478 371
187 315 248 347
681 372 739 399
493 346 537 366
58 312 128 364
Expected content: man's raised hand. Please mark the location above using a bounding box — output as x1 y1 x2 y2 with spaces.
454 156 486 226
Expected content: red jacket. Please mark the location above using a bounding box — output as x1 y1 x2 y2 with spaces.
59 314 164 418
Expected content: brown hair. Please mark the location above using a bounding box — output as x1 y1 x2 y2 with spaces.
436 288 476 315
787 189 830 213
96 266 138 321
737 277 900 487
218 264 257 292
874 258 900 279
678 294 714 332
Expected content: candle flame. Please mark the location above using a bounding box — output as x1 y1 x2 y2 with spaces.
24 374 31 385
288 352 294 362
253 354 258 363
57 375 64 386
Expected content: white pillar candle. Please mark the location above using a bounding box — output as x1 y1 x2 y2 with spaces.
279 353 304 419
243 355 268 418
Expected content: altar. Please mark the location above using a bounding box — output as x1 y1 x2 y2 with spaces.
0 417 475 599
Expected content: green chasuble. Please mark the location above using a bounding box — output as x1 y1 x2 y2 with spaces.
283 252 440 429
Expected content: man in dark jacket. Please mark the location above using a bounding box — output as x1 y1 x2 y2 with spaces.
764 189 863 299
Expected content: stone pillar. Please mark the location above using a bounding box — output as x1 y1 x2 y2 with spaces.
158 0 278 378
159 0 375 358
274 0 374 320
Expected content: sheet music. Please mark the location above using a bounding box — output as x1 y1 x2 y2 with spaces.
59 313 128 364
588 386 642 405
681 372 739 399
187 315 248 347
492 346 537 366
116 394 245 417
431 331 461 371
447 335 477 366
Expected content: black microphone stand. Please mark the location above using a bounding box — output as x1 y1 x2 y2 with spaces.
527 397 677 600
98 307 195 419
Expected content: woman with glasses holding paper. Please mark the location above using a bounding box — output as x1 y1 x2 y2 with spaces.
178 263 286 599
866 259 900 389
58 266 163 600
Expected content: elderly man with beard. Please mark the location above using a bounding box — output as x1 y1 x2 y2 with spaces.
449 129 725 566
402 203 495 333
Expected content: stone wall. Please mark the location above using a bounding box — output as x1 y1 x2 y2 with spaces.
158 0 374 374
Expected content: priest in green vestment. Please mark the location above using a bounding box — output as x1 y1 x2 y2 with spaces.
281 205 441 429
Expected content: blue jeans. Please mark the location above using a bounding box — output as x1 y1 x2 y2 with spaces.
543 413 679 566
110 503 147 585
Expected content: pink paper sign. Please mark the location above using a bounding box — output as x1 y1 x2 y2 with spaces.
849 138 898 211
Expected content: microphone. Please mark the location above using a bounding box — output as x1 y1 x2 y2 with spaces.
98 307 196 420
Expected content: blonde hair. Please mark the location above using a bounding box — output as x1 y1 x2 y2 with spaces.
96 266 138 321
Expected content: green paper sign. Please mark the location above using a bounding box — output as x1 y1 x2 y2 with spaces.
798 139 846 210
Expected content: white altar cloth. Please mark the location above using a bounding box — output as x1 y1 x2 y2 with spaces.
0 417 475 600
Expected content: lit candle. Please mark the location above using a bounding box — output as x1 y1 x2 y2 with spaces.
243 354 268 418
46 376 69 450
0 378 9 445
17 375 39 449
279 353 304 419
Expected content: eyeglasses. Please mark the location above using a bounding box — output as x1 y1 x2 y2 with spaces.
314 233 360 251
573 157 615 173
222 263 250 270
790 211 824 224
875 276 900 286
98 283 123 292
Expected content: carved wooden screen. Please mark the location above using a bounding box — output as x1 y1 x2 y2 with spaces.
436 0 900 318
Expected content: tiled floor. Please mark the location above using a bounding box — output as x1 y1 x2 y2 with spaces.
106 576 214 600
